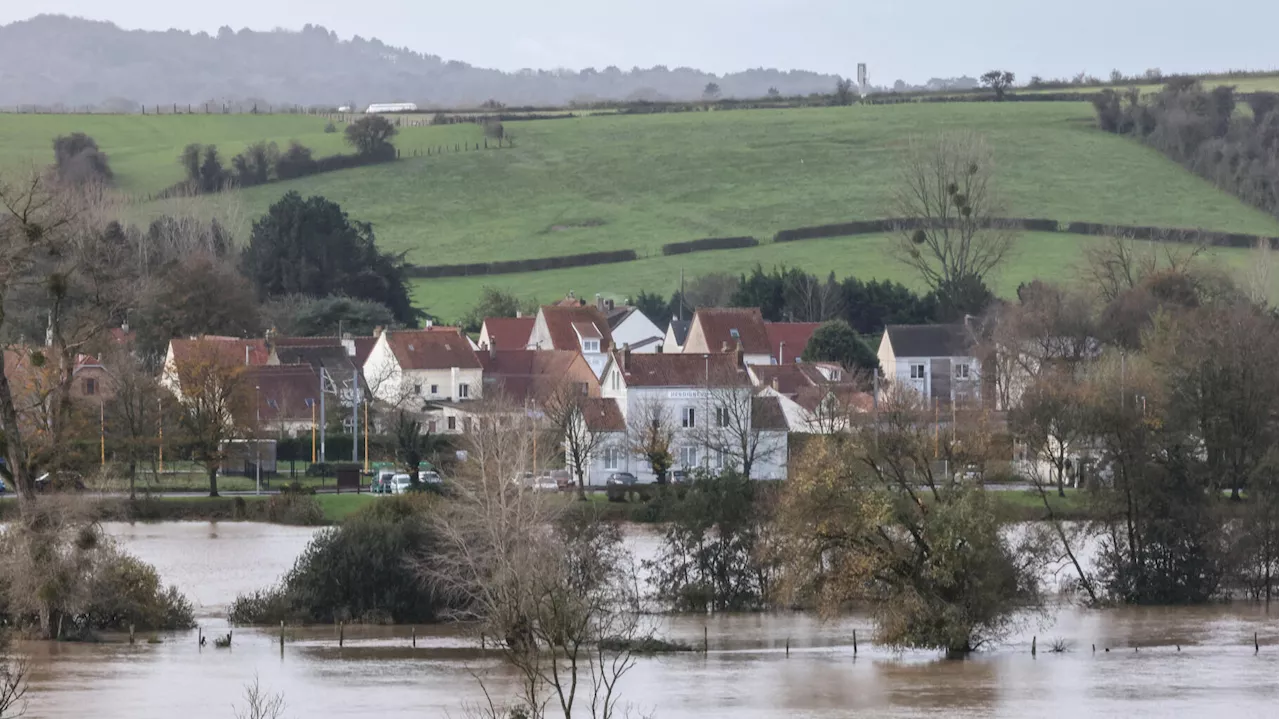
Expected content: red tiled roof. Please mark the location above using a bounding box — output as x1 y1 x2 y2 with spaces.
169 337 270 367
539 306 613 351
242 365 322 424
692 308 771 354
351 337 378 367
610 351 745 387
482 317 535 351
579 398 625 431
385 329 481 371
479 349 596 401
794 385 874 414
751 364 812 396
765 322 821 364
572 321 602 340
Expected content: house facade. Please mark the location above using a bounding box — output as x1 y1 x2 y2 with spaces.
602 301 664 354
877 324 981 404
363 328 483 405
527 305 614 378
681 308 774 366
750 362 872 432
572 349 789 486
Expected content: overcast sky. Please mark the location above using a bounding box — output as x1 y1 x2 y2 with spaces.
6 1 1278 83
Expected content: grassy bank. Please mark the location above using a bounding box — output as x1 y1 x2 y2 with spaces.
0 493 376 525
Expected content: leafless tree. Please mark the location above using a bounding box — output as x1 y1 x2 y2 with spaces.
625 396 676 484
892 132 1015 302
233 676 286 719
781 271 843 322
0 632 28 719
542 381 607 499
693 367 778 478
102 347 170 498
1079 232 1202 303
425 399 649 719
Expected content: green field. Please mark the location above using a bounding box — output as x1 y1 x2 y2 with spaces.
0 113 483 196
411 232 1267 321
1018 73 1279 96
1 92 1276 322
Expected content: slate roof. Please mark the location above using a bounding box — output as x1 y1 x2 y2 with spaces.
666 319 690 346
750 396 789 431
481 317 535 350
692 308 771 354
384 329 481 370
765 322 821 364
884 324 974 358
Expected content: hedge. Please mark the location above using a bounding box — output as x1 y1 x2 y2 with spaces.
661 236 758 255
408 249 639 278
1062 222 1278 249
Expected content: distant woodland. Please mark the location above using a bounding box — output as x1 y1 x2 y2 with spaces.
0 15 845 109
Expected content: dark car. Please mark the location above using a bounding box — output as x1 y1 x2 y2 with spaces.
670 469 687 484
605 472 638 502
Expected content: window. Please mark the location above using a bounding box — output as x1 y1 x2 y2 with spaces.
428 420 437 433
678 446 698 468
712 449 725 469
576 382 590 396
458 383 470 399
414 384 423 395
583 339 600 353
682 407 696 428
910 364 926 380
954 363 970 380
430 384 439 394
447 416 456 431
604 447 620 470
83 378 97 396
729 328 740 340
715 407 729 427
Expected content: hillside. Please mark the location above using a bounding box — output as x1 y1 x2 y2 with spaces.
0 15 839 108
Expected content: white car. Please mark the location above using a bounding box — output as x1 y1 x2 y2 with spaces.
388 473 413 494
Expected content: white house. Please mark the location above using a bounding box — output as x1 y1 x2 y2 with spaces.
572 348 789 485
527 304 614 378
363 328 483 405
603 303 664 354
681 308 774 366
877 324 981 404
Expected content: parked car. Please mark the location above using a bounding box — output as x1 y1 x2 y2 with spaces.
388 473 414 494
529 474 560 492
372 469 397 494
605 472 638 502
549 469 573 491
670 469 687 484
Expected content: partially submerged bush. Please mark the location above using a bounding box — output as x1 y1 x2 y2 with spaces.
263 493 324 526
84 550 195 631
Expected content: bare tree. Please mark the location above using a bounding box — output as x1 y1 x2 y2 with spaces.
426 399 649 719
693 366 779 478
233 676 286 719
0 632 28 719
543 381 607 499
892 133 1014 310
170 340 252 496
782 270 843 322
1079 232 1202 303
626 396 676 484
102 347 169 499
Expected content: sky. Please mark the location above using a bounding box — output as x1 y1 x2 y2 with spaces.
5 0 1278 83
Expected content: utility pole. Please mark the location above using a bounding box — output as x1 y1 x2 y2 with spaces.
319 368 327 463
255 384 261 495
352 368 360 464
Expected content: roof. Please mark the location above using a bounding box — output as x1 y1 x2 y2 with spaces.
572 321 603 340
751 364 813 396
751 396 789 431
538 305 613 351
692 308 771 354
884 324 974 358
610 351 745 388
478 349 593 401
579 397 625 431
666 319 690 346
765 322 821 364
481 317 535 351
169 337 269 367
384 329 481 371
605 306 636 330
793 385 874 414
242 365 322 424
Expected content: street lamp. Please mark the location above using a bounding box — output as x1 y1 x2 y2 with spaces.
255 384 261 496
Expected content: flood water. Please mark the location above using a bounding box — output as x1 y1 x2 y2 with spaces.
17 522 1280 718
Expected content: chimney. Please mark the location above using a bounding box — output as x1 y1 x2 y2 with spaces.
373 326 384 338
488 336 497 359
606 298 615 312
656 343 663 354
721 341 730 353
621 342 631 372
734 339 744 367
424 319 434 329
516 310 522 318
596 293 604 311
771 376 779 391
778 340 785 366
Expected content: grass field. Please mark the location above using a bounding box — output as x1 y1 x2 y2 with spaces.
0 113 483 195
1018 73 1279 96
1 92 1275 321
412 231 1269 322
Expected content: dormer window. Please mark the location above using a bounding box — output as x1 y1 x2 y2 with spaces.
583 339 600 353
729 329 740 340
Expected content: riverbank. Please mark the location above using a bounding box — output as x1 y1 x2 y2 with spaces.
0 493 377 525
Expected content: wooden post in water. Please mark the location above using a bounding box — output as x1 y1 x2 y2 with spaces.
853 629 858 656
785 637 789 657
198 627 203 647
1031 636 1037 656
129 624 135 644
703 626 708 654
1255 632 1259 653
280 621 285 650
412 627 416 648
339 622 345 648
481 633 486 650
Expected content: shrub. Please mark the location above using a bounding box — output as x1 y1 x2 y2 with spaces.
661 236 758 255
275 141 317 179
52 132 113 186
408 249 638 278
324 121 338 133
263 493 324 526
228 586 297 625
84 550 196 631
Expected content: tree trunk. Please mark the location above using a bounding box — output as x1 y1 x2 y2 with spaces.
207 465 219 497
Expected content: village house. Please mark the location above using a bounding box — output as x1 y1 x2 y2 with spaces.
595 295 664 354
877 323 981 405
765 322 821 365
663 317 690 354
161 336 270 397
241 364 324 438
574 347 789 485
363 328 483 406
478 315 535 352
750 362 873 432
680 308 774 366
477 346 600 404
526 304 614 378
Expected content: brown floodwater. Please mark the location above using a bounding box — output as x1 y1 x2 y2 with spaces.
15 522 1279 718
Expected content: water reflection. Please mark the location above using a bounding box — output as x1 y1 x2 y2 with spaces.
13 522 1278 718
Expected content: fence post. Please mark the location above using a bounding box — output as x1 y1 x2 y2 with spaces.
412 626 416 648
853 629 858 656
339 621 344 647
785 637 789 657
1031 636 1037 656
280 621 285 650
